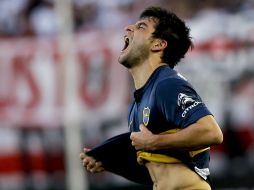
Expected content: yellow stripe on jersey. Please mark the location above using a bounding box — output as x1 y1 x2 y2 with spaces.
160 128 181 134
137 151 181 165
189 147 210 157
136 128 210 164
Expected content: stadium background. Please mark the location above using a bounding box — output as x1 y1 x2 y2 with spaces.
0 0 254 189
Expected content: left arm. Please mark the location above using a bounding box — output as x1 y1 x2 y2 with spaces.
130 115 223 151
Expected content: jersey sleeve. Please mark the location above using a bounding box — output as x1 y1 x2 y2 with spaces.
155 78 212 128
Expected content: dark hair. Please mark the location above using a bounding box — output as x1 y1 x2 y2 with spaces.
140 7 193 68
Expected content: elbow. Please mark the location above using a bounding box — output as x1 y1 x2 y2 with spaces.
217 131 224 144
197 116 223 146
212 128 223 145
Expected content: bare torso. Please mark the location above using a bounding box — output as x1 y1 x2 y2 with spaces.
145 162 211 190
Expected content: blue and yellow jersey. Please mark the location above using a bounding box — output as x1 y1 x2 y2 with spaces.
128 65 212 181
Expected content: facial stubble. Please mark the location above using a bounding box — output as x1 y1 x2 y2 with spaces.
118 42 150 69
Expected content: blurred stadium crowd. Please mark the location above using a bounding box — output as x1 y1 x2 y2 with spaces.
0 0 254 190
1 0 254 36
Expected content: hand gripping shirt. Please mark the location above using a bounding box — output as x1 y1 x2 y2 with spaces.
128 65 212 181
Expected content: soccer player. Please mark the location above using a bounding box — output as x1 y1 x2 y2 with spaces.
80 6 223 190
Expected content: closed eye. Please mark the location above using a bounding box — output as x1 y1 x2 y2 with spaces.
136 22 147 29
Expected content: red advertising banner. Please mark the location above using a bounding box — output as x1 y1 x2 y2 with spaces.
0 32 129 127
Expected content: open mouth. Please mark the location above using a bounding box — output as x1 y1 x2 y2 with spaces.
121 36 130 52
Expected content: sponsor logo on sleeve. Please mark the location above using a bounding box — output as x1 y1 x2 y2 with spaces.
177 93 201 117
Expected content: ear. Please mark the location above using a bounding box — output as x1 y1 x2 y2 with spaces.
151 39 167 52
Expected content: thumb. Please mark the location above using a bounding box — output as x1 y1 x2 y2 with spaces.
139 124 146 131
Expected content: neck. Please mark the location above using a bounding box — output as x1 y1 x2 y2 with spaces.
129 59 167 89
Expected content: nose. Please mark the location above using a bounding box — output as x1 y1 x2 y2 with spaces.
124 24 134 32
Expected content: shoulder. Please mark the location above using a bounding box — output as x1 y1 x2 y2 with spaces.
154 71 201 110
151 67 196 103
155 67 190 87
155 72 193 96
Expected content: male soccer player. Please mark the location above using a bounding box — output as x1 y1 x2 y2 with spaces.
80 6 223 190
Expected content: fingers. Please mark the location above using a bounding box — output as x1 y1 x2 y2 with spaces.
83 158 104 173
80 152 86 160
130 124 147 141
79 148 91 160
131 141 140 150
130 125 154 151
80 148 104 173
89 162 104 173
130 132 134 140
130 133 140 150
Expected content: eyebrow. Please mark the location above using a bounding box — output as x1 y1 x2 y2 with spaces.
140 16 159 25
135 21 148 27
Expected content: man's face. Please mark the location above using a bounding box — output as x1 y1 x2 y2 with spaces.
118 17 158 68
